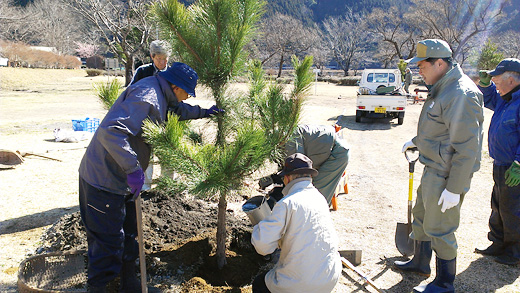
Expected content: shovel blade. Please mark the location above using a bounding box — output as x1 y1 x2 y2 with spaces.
395 223 414 256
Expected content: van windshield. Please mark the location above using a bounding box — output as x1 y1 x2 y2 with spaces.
367 73 395 83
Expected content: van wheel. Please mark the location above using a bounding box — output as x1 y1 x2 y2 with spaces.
356 110 362 123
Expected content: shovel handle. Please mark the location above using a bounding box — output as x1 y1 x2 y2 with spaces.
135 195 148 293
408 172 414 201
341 257 385 293
404 147 419 166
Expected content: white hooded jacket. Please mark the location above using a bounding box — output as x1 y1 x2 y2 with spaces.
252 177 341 293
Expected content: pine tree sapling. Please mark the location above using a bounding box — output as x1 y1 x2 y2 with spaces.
143 55 314 269
153 0 266 146
94 78 123 111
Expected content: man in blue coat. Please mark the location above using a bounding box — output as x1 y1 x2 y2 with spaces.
475 58 520 266
79 62 222 292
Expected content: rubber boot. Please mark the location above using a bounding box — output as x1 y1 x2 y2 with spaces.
413 257 456 293
119 261 141 293
394 241 432 276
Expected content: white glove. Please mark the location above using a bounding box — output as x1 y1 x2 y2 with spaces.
402 140 416 153
438 189 460 213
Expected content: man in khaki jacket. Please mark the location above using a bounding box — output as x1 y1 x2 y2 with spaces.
395 39 484 293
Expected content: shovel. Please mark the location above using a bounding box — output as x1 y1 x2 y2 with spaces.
135 194 148 293
395 147 419 256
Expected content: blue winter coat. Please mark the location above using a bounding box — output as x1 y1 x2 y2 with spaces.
79 75 208 195
479 83 520 166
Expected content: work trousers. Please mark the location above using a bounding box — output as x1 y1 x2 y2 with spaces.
313 140 350 205
488 164 520 257
410 167 469 260
79 177 139 287
252 271 271 293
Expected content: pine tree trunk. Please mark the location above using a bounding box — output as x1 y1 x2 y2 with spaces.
216 113 225 146
216 193 227 269
213 88 226 146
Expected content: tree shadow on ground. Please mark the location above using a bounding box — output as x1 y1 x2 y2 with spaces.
456 255 520 291
379 256 429 293
0 206 78 235
330 115 399 131
341 256 394 292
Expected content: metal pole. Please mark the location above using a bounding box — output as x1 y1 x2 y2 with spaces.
315 71 318 95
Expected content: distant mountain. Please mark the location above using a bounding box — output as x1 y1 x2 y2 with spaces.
310 0 410 22
11 0 518 32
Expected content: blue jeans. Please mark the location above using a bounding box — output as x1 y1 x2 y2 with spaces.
79 177 138 287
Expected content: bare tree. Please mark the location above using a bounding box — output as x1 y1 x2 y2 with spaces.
495 30 520 59
1 0 97 55
0 3 38 43
65 0 153 85
322 11 368 76
31 0 87 55
350 49 374 75
364 7 419 66
307 35 330 75
407 0 507 64
257 13 318 77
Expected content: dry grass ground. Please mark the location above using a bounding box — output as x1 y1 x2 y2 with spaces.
1 67 519 292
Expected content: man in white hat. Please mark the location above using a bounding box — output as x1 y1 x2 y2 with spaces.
396 39 484 292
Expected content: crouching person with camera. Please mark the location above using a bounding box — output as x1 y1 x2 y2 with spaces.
251 153 341 293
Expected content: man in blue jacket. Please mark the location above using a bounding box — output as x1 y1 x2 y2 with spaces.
475 58 520 266
79 62 222 292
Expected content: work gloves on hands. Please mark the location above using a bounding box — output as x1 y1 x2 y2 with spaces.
438 189 460 213
505 161 520 187
204 105 225 117
402 140 416 153
127 168 145 201
479 70 492 87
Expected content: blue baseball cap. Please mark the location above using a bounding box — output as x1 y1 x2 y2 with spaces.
488 58 520 76
158 62 198 97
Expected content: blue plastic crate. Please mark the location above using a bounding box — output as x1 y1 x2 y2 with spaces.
72 118 100 133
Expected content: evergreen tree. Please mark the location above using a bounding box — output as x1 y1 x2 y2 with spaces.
152 0 314 268
477 40 504 70
143 56 313 268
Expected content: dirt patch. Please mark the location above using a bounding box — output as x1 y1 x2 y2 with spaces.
37 191 267 291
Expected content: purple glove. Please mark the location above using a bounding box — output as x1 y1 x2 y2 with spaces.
127 168 144 201
204 105 224 117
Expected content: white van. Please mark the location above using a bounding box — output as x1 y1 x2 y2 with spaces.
356 68 407 125
359 68 403 92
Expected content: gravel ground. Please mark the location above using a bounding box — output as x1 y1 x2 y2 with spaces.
1 67 519 292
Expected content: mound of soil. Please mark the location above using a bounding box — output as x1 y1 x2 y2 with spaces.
37 191 269 291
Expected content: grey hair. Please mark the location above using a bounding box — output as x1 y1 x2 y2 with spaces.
502 71 520 83
150 40 171 57
290 173 312 179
